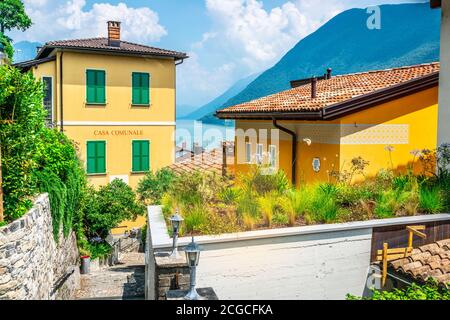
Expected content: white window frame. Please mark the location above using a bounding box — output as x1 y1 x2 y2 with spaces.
245 142 252 164
41 76 54 123
269 145 277 168
256 143 264 165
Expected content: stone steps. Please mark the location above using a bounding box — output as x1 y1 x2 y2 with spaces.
75 253 145 300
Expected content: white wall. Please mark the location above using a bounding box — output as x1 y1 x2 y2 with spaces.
438 1 450 146
194 229 372 300
147 207 450 300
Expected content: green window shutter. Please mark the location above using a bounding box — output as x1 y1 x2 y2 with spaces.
86 70 96 103
141 73 150 105
87 142 97 174
86 70 106 104
141 140 150 172
132 141 141 172
132 73 141 104
132 140 150 172
96 141 106 174
86 141 106 174
131 72 150 105
96 71 106 104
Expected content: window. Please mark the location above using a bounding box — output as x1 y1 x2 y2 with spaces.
42 77 53 123
87 141 106 174
86 70 106 104
132 72 150 105
132 140 150 172
245 142 252 163
269 145 277 168
256 144 263 165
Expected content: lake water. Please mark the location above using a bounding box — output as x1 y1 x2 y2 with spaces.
175 119 235 151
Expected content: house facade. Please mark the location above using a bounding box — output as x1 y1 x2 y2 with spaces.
15 21 187 232
216 63 440 186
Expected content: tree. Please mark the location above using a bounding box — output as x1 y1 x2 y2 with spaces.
0 0 32 34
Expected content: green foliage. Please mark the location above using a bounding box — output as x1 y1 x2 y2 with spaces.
0 66 46 219
0 0 32 34
280 189 307 226
182 205 208 235
218 187 241 205
239 166 290 195
419 187 443 214
0 66 88 242
82 179 145 239
258 193 277 227
347 279 449 300
309 186 341 223
89 242 112 260
0 32 14 60
136 168 175 205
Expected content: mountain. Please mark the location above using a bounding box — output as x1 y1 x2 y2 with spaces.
13 41 41 63
177 104 199 119
183 72 260 122
223 3 441 109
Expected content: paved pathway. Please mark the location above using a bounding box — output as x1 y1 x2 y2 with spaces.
75 252 145 300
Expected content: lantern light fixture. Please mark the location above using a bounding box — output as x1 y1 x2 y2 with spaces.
169 209 184 259
184 237 202 300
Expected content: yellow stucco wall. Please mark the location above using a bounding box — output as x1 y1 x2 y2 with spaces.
234 87 438 186
31 50 178 234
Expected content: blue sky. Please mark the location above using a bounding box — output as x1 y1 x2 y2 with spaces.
11 0 425 106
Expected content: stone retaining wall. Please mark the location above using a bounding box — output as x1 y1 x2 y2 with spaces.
0 194 80 300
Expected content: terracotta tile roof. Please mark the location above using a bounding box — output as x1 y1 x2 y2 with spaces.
217 63 440 115
37 37 187 60
389 239 450 287
169 149 225 175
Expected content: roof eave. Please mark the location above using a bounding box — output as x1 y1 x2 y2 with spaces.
36 45 188 61
12 56 57 71
215 111 323 121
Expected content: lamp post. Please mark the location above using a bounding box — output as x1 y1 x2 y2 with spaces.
184 237 202 300
169 210 184 259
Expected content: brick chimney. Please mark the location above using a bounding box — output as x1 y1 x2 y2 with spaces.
107 21 121 47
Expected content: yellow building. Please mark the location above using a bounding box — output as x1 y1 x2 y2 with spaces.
216 63 440 186
15 21 188 232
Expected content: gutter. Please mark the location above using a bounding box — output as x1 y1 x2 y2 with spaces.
272 118 297 187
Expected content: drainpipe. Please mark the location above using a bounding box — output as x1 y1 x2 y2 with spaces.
59 52 64 132
272 118 297 187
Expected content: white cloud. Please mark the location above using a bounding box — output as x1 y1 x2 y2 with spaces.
11 0 167 43
205 0 310 70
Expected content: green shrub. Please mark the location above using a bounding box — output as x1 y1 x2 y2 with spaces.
0 66 46 220
0 66 87 243
309 194 340 223
280 189 307 226
218 187 241 205
239 166 290 195
258 193 277 227
347 279 449 300
419 187 443 214
89 242 112 260
82 179 145 239
136 168 175 205
182 205 208 235
236 191 260 219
